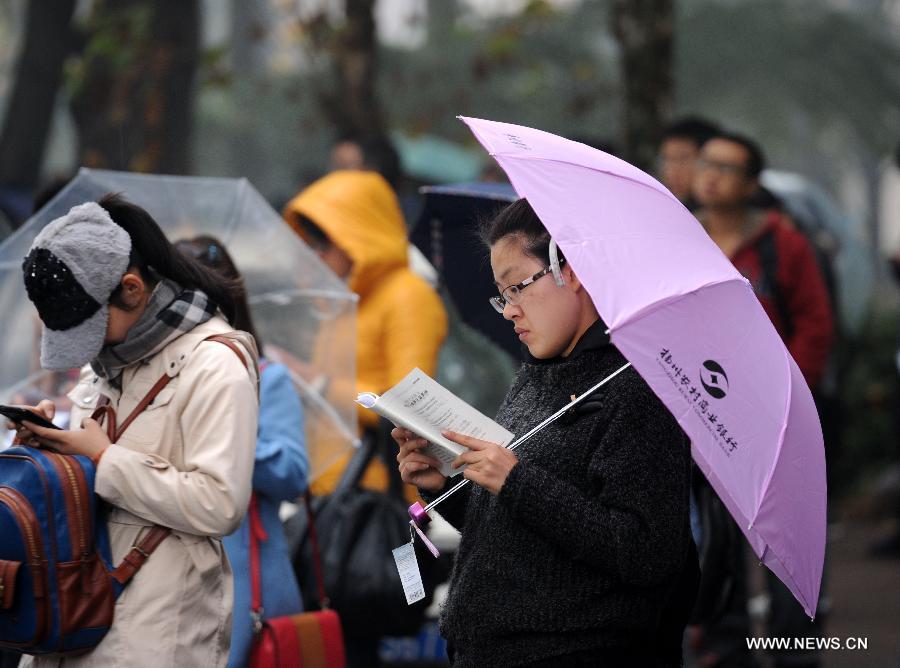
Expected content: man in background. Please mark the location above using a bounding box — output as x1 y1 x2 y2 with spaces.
329 134 402 191
694 132 833 388
657 117 721 208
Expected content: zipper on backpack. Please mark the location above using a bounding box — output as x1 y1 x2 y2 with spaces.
49 454 93 593
0 488 42 575
66 456 93 594
52 456 89 553
0 486 49 646
46 454 83 563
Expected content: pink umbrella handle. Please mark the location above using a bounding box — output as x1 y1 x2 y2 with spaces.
408 501 431 527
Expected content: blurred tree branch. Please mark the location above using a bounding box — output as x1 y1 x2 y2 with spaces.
68 0 199 174
321 0 385 141
611 0 674 170
0 0 77 190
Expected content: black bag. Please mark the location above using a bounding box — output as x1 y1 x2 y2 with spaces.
690 472 751 626
286 423 436 638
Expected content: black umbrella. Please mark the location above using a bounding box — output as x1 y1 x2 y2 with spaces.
409 182 521 360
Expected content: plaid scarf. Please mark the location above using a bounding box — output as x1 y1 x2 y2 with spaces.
92 278 216 382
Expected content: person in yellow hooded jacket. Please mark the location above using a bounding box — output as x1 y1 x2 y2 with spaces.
283 170 448 499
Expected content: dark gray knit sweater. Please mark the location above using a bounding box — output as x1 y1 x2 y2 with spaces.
422 321 696 666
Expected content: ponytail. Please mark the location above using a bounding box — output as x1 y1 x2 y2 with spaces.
174 235 262 350
98 193 242 323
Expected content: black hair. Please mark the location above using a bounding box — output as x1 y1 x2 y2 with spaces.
333 132 363 147
480 198 564 266
97 193 242 322
659 117 721 149
332 133 403 190
569 135 621 158
292 212 332 251
708 131 766 179
361 136 402 189
174 235 262 350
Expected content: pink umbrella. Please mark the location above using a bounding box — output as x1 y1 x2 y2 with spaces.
454 116 826 618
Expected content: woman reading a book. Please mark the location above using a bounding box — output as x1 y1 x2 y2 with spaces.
394 198 699 667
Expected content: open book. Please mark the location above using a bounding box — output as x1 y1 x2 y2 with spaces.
357 368 514 477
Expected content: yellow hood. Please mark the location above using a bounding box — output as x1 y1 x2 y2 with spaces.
283 170 408 296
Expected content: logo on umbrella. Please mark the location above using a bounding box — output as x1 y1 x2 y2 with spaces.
700 360 729 399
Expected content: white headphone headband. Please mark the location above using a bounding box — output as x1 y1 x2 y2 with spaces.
549 239 565 287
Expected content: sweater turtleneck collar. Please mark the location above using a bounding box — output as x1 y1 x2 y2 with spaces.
524 317 611 365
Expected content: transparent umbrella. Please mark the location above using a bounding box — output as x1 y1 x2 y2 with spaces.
0 168 358 481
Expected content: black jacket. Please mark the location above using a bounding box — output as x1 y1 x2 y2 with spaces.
423 321 698 666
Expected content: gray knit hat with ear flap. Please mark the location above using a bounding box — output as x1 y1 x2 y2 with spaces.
22 202 132 370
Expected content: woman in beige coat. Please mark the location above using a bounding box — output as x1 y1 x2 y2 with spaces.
13 195 259 667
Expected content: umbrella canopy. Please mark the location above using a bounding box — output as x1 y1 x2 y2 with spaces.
461 117 826 618
410 182 519 360
0 168 357 481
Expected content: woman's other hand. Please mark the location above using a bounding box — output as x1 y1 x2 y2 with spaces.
447 431 518 496
8 400 56 446
393 427 446 492
24 417 111 462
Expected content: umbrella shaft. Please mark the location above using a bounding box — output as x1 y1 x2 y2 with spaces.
422 362 632 513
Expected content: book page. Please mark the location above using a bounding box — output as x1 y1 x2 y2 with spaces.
357 368 514 477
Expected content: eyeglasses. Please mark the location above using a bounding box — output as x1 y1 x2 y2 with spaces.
657 154 696 168
696 157 747 177
489 260 565 314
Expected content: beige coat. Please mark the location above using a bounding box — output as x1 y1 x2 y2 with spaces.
24 316 259 667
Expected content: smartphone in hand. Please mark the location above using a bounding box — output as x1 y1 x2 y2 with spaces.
0 405 61 430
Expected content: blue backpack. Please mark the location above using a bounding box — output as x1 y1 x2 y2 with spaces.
0 372 173 656
0 334 247 656
1 448 116 653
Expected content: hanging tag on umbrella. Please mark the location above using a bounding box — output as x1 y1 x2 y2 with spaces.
409 519 440 558
392 530 426 605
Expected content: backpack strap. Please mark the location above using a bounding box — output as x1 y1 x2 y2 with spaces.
756 224 793 338
205 334 257 396
110 525 172 585
94 334 253 586
205 334 250 371
115 374 174 441
94 374 177 586
93 374 175 440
